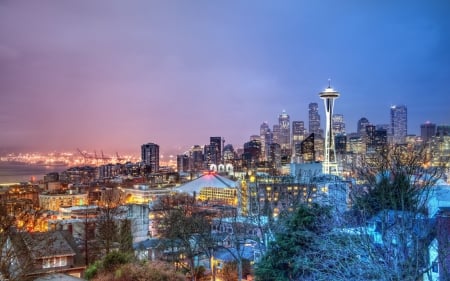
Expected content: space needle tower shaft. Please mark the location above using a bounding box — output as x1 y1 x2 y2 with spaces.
319 81 340 175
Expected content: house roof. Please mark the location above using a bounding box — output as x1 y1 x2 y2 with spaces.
173 173 237 196
213 243 264 262
20 231 76 259
133 238 162 250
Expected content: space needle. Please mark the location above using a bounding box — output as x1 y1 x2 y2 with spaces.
319 80 340 176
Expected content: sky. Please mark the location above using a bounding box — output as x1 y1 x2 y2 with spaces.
0 0 449 156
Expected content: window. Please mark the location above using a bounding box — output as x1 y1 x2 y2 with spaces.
42 256 67 268
432 261 439 273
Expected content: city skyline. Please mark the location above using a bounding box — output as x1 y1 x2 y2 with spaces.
1 1 449 155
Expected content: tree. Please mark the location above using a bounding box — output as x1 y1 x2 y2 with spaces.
0 202 41 281
353 145 440 218
255 203 332 281
351 145 445 280
255 203 387 281
119 218 133 254
96 188 126 256
219 259 252 281
152 193 214 281
92 261 185 281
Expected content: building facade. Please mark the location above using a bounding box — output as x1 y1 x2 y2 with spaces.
141 143 160 173
390 105 408 144
308 102 321 136
421 122 437 144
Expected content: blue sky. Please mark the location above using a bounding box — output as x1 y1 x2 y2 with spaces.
0 0 449 155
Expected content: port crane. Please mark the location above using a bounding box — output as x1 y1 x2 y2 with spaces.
76 149 126 165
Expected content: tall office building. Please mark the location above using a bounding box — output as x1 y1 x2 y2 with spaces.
177 154 190 173
332 114 346 135
278 110 291 157
272 124 280 146
141 143 159 173
209 137 224 165
319 83 340 175
292 121 306 158
357 117 370 137
301 133 316 162
421 122 436 143
242 140 262 169
260 122 270 161
308 103 321 136
190 145 204 171
366 125 388 153
390 105 408 144
437 125 450 137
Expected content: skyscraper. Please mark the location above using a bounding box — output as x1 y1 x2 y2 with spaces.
141 143 159 173
332 114 346 135
301 133 315 162
390 105 407 144
319 83 340 175
190 145 204 171
292 121 306 158
209 137 224 165
260 122 271 161
278 110 291 158
308 103 321 136
421 122 436 143
272 124 280 146
357 117 370 137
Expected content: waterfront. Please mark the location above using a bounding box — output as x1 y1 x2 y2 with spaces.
0 162 67 185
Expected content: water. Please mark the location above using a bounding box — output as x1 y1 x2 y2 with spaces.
0 162 68 185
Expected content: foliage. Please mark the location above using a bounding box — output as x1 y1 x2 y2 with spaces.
152 193 214 280
350 145 445 280
353 145 441 218
85 260 101 280
102 251 133 271
0 202 42 281
119 219 133 253
96 188 126 255
90 261 185 281
219 259 252 281
255 146 446 281
255 203 332 281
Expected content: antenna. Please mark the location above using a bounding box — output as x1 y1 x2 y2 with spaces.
328 78 331 88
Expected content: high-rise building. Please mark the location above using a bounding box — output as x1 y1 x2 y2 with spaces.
308 102 321 136
177 154 190 173
277 110 291 163
319 83 340 175
437 125 450 137
260 122 271 161
208 137 224 165
242 140 261 169
141 143 159 173
278 110 291 151
332 114 346 135
267 142 281 170
272 124 280 146
301 133 315 162
421 122 436 143
366 125 388 153
390 105 408 144
357 117 370 137
190 145 204 171
292 121 306 158
335 134 347 155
